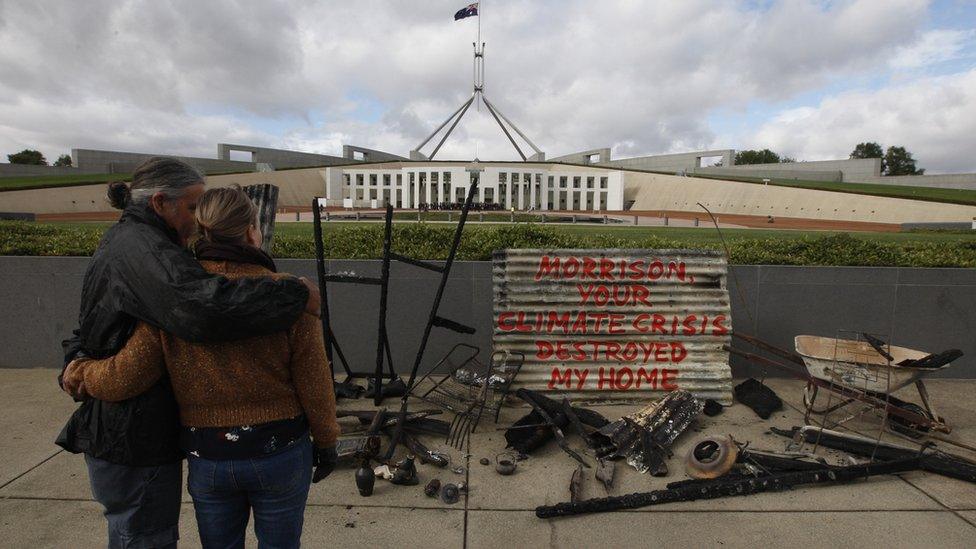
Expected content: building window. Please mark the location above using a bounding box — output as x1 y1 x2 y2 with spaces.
586 177 594 189
548 176 554 187
573 176 581 188
383 174 391 186
559 176 567 188
343 174 351 186
512 173 519 183
600 177 607 189
499 172 507 183
356 173 364 185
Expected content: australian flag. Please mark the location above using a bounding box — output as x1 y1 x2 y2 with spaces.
454 2 478 21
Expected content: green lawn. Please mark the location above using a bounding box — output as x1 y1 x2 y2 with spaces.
692 173 976 206
0 173 131 191
0 168 253 192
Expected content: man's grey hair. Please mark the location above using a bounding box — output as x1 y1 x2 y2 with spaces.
129 157 204 205
108 157 204 209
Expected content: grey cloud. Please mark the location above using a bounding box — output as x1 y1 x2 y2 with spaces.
0 0 962 170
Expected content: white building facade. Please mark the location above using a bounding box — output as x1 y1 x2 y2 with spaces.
323 162 625 211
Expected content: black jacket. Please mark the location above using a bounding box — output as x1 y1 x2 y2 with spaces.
56 204 309 466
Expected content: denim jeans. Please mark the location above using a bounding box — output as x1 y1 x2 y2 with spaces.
85 455 182 549
187 435 313 549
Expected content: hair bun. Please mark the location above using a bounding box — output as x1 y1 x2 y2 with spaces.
106 181 131 209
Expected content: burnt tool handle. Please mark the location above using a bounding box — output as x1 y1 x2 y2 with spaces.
432 315 476 334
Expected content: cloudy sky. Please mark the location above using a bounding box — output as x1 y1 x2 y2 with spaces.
1 0 975 172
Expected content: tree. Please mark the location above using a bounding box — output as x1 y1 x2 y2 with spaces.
53 154 72 167
884 146 924 176
734 149 780 165
850 141 886 174
7 149 47 165
780 156 797 163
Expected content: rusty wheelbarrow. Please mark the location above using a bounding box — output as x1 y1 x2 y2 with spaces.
728 333 962 438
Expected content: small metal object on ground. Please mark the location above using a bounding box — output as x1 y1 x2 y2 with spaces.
479 457 490 466
355 461 375 497
390 456 419 486
570 465 584 502
595 459 614 492
424 479 442 498
685 436 738 479
441 483 461 504
703 399 724 417
495 453 517 475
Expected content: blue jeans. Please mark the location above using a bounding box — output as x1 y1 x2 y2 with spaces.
187 436 313 549
85 455 182 549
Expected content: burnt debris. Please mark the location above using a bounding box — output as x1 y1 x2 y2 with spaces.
536 458 921 518
733 378 783 419
591 390 704 475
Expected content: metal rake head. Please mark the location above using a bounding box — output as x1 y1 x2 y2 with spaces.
446 411 475 450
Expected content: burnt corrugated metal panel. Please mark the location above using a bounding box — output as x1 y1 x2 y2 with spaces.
493 249 732 404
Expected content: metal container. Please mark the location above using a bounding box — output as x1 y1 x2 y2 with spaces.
492 248 732 404
795 335 947 393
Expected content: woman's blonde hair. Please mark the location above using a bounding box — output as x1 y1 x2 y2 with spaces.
194 185 257 244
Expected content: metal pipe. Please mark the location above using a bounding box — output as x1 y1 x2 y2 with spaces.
311 198 335 376
385 176 480 459
372 204 394 405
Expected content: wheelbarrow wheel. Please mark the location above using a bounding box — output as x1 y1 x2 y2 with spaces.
889 402 932 439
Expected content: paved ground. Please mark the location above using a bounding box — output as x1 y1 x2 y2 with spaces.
1 369 974 548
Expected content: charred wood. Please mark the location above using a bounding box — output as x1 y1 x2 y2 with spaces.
536 458 920 518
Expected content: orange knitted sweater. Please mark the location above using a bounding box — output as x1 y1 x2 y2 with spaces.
78 260 339 449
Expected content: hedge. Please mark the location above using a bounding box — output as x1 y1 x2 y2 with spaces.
2 221 975 267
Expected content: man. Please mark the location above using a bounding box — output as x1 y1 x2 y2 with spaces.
59 157 325 548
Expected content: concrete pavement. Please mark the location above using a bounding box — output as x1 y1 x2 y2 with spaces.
1 369 974 548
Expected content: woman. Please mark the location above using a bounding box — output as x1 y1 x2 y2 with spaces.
70 186 339 549
59 157 318 549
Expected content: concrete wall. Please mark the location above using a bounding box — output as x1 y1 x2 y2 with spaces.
853 173 976 191
1 257 973 380
711 158 882 182
602 149 735 172
0 164 105 178
341 145 407 163
694 166 843 182
217 143 351 169
0 167 329 213
73 148 256 175
625 172 976 224
549 148 612 164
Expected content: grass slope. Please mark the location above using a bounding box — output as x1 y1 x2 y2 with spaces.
0 173 130 191
693 173 976 206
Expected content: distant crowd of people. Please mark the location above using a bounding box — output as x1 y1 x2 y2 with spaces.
418 201 504 212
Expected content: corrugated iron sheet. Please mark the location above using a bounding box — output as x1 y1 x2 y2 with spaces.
493 249 732 404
